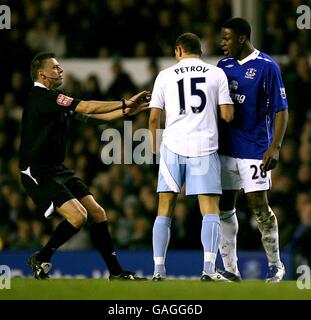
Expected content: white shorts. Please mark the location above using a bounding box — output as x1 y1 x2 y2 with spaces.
157 144 222 195
220 155 271 193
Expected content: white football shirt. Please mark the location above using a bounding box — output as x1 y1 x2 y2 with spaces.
149 58 233 156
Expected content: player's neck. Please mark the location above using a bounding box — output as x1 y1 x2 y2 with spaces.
238 43 256 60
178 54 200 61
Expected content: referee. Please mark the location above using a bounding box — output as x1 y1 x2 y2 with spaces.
19 52 149 280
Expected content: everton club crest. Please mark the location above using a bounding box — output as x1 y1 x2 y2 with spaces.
245 68 257 79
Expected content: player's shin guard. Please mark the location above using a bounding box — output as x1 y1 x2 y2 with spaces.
152 216 171 277
253 207 282 268
201 214 221 274
219 209 239 274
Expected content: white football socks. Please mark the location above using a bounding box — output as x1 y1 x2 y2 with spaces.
219 209 239 275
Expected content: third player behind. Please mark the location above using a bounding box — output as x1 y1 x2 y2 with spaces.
217 18 288 282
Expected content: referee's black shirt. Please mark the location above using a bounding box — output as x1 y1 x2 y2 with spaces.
19 84 80 170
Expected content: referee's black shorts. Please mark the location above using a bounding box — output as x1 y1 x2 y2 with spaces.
20 164 92 217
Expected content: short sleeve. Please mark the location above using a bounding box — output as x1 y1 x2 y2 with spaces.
217 68 234 105
35 88 80 113
149 72 165 110
264 63 288 113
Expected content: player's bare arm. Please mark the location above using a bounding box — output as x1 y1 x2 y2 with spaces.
262 109 288 171
219 104 234 123
75 90 150 114
148 108 161 154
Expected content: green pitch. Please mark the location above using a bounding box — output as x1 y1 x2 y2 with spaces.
0 279 310 300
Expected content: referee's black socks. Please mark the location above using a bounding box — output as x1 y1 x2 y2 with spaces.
37 220 79 262
89 221 123 276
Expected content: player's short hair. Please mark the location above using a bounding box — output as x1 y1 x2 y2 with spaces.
175 33 202 55
222 17 251 40
30 52 56 81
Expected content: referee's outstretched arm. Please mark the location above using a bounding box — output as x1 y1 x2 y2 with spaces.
75 90 150 114
74 101 149 124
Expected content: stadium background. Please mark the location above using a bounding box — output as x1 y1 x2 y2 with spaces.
0 0 310 280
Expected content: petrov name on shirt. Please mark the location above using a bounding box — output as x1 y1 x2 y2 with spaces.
174 65 209 74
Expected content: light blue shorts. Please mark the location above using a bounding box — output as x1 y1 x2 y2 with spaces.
157 144 222 195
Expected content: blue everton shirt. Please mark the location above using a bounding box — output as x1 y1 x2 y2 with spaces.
217 50 288 159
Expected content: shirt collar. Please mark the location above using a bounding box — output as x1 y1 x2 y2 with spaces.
34 81 48 89
237 49 260 65
179 57 201 64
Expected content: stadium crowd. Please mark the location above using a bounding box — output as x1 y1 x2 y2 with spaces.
0 0 310 268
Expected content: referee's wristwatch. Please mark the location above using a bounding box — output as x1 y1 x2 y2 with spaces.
121 98 126 114
121 98 130 119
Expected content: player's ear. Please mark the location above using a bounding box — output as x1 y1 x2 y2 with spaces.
40 71 48 79
239 35 247 45
175 46 183 59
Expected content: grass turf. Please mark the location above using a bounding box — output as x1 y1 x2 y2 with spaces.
0 279 310 300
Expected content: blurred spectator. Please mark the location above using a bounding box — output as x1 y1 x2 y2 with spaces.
263 6 286 53
155 9 176 56
170 200 192 249
141 59 160 92
105 60 137 99
9 72 30 106
284 56 311 130
272 205 295 249
298 141 311 163
105 208 121 241
11 218 41 250
62 73 83 97
139 185 157 218
287 199 311 268
115 195 140 248
130 217 152 250
201 24 221 56
297 163 311 191
82 74 104 101
26 20 49 53
45 22 66 57
279 138 299 175
134 41 149 58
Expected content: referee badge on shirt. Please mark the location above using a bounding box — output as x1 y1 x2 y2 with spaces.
244 68 257 79
56 94 73 107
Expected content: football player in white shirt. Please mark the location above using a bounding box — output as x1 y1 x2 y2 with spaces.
149 33 234 281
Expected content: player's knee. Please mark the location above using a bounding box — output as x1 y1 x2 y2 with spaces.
247 193 268 212
97 206 106 218
219 191 236 211
251 205 272 225
158 195 177 216
247 192 266 216
220 202 233 211
89 205 106 223
71 207 88 228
